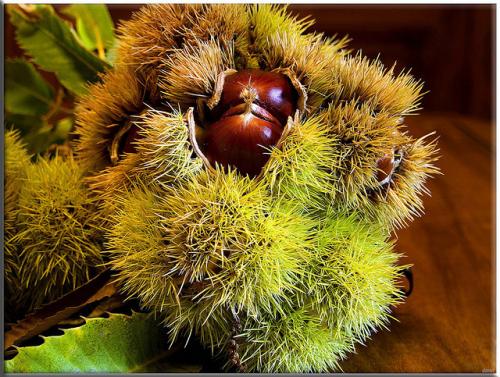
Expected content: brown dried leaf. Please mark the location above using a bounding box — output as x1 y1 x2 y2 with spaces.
5 269 118 350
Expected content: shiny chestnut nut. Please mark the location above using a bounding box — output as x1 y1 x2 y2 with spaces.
203 69 298 177
375 149 403 185
210 69 298 125
204 105 283 177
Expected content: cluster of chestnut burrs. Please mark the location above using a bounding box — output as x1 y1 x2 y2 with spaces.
6 4 439 372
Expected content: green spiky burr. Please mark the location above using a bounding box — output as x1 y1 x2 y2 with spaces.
262 114 337 212
5 130 31 226
236 304 354 373
299 210 406 342
4 130 32 319
7 154 104 312
85 109 204 225
134 109 204 187
73 4 440 373
106 169 314 324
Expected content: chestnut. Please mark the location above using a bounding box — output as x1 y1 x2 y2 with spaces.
210 69 298 126
202 69 299 177
204 107 283 177
375 149 403 185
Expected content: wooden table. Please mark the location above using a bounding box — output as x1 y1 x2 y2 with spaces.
339 112 495 373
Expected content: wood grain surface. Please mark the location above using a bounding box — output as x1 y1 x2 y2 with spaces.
339 112 495 373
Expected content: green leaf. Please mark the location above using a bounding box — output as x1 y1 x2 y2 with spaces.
62 4 115 61
53 117 74 141
5 58 55 116
5 312 186 372
105 37 119 66
5 270 116 350
8 4 111 96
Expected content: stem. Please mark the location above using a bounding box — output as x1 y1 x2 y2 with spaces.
228 307 247 373
43 87 70 128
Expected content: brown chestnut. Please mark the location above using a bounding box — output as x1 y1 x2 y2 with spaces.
375 149 403 185
211 69 298 126
204 108 283 177
202 69 298 177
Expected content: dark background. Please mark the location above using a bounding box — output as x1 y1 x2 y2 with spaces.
5 4 495 122
290 4 495 122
